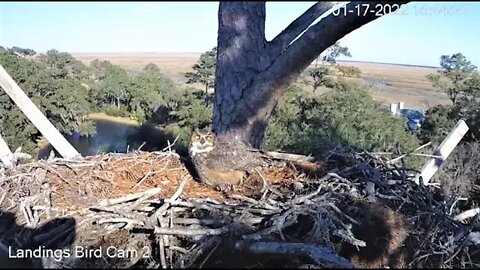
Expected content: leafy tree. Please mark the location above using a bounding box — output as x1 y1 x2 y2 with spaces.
0 47 95 154
426 53 478 104
89 62 134 110
320 42 352 65
184 47 216 106
422 54 480 143
417 105 457 145
8 46 36 56
308 67 337 92
37 49 90 80
336 65 362 78
264 79 421 168
130 64 176 122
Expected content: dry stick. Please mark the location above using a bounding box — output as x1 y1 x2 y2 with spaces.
197 237 222 269
235 240 355 269
228 194 280 211
387 141 432 164
154 226 228 236
155 176 189 217
98 187 162 207
325 202 360 225
167 208 174 267
291 175 329 204
158 234 167 269
130 185 167 211
133 167 168 190
172 218 225 226
454 208 480 222
449 197 468 216
169 246 188 254
97 218 145 228
262 151 315 163
161 135 180 152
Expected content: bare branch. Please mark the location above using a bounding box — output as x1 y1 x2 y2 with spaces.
154 226 229 236
263 1 410 90
268 2 338 56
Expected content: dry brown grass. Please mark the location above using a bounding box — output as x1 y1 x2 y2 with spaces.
72 52 451 110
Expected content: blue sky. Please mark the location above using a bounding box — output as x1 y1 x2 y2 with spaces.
1 1 479 67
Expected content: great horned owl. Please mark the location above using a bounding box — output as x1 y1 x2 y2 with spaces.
189 128 252 191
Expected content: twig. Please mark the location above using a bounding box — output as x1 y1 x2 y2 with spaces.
138 142 146 151
454 208 480 222
97 218 145 229
262 151 315 163
387 142 432 164
158 234 167 269
132 170 165 190
154 226 229 236
98 187 162 207
449 197 468 216
155 176 189 217
161 135 180 152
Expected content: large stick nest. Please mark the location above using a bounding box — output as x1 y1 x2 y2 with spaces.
0 147 478 268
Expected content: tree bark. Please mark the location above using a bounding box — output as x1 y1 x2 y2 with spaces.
204 82 209 106
213 1 409 149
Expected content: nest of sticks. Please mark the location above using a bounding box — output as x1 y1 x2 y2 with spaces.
0 146 479 269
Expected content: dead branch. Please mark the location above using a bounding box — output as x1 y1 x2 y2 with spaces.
98 187 162 207
154 226 229 236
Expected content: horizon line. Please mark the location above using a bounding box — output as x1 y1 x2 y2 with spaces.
65 51 441 69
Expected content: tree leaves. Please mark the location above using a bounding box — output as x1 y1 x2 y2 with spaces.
0 47 94 153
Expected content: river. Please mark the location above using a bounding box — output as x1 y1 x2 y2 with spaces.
37 115 184 159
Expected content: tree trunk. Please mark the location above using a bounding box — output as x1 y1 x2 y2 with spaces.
204 82 209 107
213 1 409 149
213 2 270 148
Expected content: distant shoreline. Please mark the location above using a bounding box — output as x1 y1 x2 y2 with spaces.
69 51 440 69
336 59 440 69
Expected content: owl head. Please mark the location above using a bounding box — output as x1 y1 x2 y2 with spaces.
189 128 215 157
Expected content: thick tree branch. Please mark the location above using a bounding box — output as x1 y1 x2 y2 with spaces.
268 2 338 57
265 1 410 89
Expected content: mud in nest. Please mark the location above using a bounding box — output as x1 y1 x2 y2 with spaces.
0 148 478 268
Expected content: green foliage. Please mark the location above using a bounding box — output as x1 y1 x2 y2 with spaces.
38 49 90 80
264 79 421 168
423 53 480 143
320 42 351 65
308 67 336 92
89 61 134 109
184 47 216 104
103 105 130 118
427 53 478 104
88 60 178 123
335 65 362 78
130 64 176 123
9 46 36 56
0 47 95 153
169 89 213 129
417 105 457 145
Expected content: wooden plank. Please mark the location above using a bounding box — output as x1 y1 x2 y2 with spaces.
0 133 13 166
0 65 80 159
414 119 469 185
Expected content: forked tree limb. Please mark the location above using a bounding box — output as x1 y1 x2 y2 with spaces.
262 1 410 90
268 2 338 57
